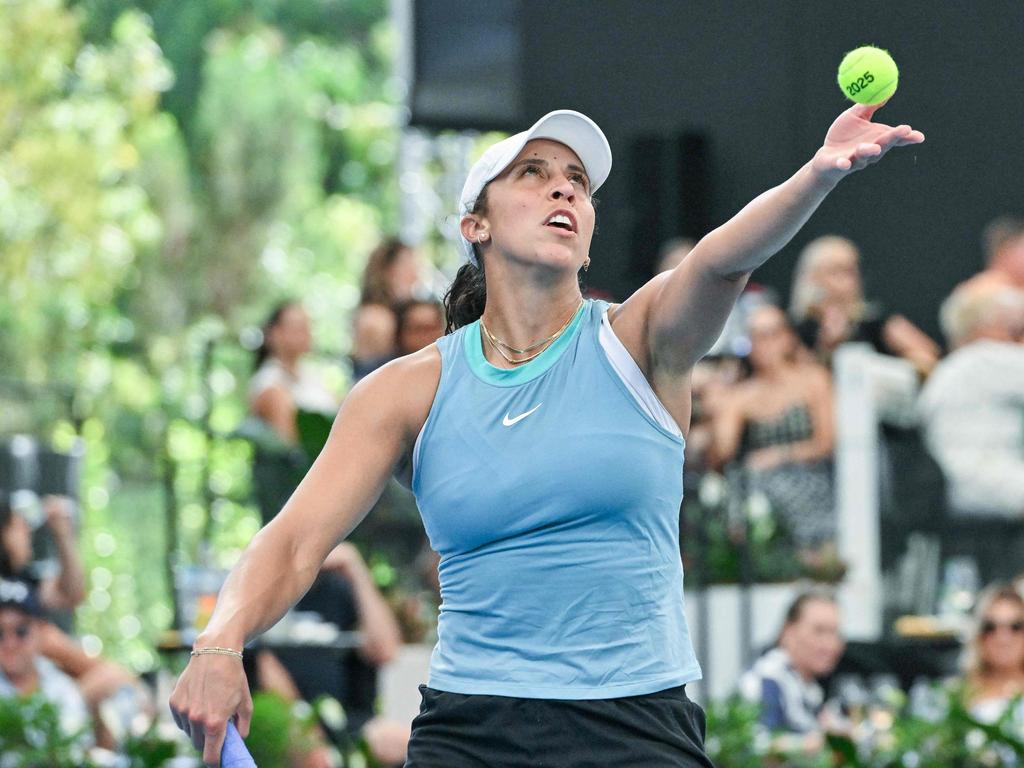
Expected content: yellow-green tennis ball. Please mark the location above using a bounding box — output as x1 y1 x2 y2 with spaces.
837 46 899 105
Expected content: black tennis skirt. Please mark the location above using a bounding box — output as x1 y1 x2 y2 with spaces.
403 683 716 768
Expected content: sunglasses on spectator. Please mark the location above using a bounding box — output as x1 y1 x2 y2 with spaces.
0 623 31 642
980 619 1024 636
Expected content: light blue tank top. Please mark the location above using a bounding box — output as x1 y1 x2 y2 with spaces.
412 299 701 699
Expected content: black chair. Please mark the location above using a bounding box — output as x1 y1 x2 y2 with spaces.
940 515 1024 586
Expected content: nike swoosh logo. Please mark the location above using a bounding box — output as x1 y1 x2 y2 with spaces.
502 403 543 427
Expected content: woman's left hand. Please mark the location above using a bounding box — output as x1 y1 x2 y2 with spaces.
812 102 924 178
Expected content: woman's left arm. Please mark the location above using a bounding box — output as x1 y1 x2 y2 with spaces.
615 103 924 375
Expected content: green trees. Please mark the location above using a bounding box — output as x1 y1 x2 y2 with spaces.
2 0 397 669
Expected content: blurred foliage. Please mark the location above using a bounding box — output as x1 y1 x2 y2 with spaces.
0 691 184 766
685 475 805 585
704 686 1024 768
2 0 397 672
0 694 92 767
246 691 321 767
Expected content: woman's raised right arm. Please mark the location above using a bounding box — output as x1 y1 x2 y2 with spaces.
170 347 440 766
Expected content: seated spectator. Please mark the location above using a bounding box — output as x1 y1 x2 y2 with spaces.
918 281 1024 517
790 235 940 374
394 298 445 357
739 591 845 755
250 301 340 446
351 303 398 380
351 239 429 379
1 493 85 611
274 543 406 761
1 493 145 748
961 215 1024 292
962 584 1024 729
0 577 91 744
710 305 836 554
360 238 426 309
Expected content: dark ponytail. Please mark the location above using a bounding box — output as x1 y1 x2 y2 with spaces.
443 187 490 333
443 260 487 333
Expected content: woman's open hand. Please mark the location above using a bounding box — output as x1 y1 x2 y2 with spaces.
812 102 924 178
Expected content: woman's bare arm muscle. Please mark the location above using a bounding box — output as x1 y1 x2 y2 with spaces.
172 345 439 763
198 346 440 651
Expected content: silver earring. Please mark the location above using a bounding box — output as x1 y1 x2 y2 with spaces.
478 232 489 243
583 258 590 272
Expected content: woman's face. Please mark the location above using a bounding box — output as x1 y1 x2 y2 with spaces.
267 305 312 360
781 599 845 679
469 139 595 274
747 306 795 370
813 246 862 305
979 598 1024 674
386 248 422 304
1 516 32 573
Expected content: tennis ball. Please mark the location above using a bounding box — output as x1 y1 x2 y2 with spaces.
837 46 898 105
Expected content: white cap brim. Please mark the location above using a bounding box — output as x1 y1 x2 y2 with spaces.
458 110 612 265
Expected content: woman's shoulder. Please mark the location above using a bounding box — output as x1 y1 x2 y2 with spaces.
348 344 442 429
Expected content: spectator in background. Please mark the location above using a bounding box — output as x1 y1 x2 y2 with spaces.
351 303 398 380
0 577 91 744
739 591 845 755
250 301 340 445
963 584 1024 729
351 238 431 379
965 215 1024 291
1 493 84 612
360 238 425 308
918 281 1024 517
710 305 836 554
1 493 144 748
395 298 445 357
789 235 940 374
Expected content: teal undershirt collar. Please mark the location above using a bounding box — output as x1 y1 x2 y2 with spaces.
463 301 587 387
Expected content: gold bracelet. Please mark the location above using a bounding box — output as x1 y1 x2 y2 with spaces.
191 646 243 660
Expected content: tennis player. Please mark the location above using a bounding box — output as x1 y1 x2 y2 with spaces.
170 104 922 767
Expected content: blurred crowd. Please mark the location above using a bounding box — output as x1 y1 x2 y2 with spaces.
3 215 1024 764
739 583 1024 759
683 217 1024 580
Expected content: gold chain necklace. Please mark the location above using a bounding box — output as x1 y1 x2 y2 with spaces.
480 299 583 366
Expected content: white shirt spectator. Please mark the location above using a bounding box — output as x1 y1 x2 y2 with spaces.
918 340 1024 517
0 656 91 741
248 357 339 416
738 646 824 734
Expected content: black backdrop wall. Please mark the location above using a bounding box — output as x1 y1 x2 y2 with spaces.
410 0 1024 339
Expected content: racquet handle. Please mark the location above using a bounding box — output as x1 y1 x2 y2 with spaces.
221 720 256 767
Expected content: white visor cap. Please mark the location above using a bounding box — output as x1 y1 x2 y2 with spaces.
457 109 612 265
